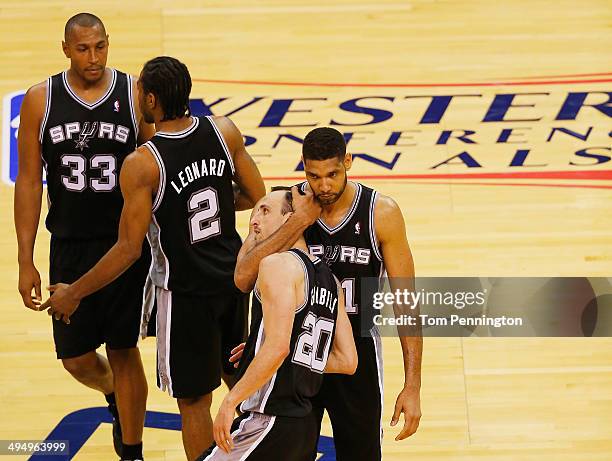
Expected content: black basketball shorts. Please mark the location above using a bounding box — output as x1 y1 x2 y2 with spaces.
197 411 318 461
154 287 248 398
311 332 384 461
50 236 151 359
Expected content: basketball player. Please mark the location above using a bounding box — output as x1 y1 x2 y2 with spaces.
233 127 422 460
197 189 357 461
15 13 155 461
40 55 266 461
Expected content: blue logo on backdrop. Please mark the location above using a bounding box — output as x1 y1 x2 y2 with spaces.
30 408 337 460
2 90 25 184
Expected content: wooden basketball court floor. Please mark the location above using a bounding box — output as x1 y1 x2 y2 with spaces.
0 1 611 459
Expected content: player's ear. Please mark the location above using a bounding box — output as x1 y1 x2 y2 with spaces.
281 210 293 224
344 153 352 171
146 92 156 110
62 41 70 58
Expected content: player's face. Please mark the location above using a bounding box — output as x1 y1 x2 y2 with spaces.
62 25 109 84
304 155 351 206
137 78 155 124
249 192 292 241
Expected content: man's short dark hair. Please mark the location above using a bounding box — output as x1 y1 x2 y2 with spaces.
270 186 294 215
140 56 192 121
302 127 346 161
64 13 106 41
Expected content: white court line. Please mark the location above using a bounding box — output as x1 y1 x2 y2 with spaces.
165 4 413 15
465 366 612 376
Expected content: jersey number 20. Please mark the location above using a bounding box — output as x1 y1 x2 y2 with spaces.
292 312 335 373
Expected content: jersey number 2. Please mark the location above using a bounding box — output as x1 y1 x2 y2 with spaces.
188 187 221 243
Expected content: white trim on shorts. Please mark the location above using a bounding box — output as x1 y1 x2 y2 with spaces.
241 415 276 460
156 287 174 396
371 328 384 455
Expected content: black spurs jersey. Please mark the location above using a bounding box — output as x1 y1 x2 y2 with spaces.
237 248 339 417
301 182 385 335
145 116 242 295
40 69 138 239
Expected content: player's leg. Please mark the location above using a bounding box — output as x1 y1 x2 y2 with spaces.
219 292 249 389
325 335 383 461
106 347 147 447
60 350 113 393
51 237 111 391
178 393 214 460
50 236 122 454
103 247 151 458
156 289 223 461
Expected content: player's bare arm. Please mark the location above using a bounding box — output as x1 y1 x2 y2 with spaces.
40 147 159 322
15 82 47 310
375 193 423 441
213 253 301 453
131 76 156 143
213 116 265 211
324 279 358 374
234 186 321 292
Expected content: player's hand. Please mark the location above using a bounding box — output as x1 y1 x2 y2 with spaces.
391 386 421 440
213 398 235 454
18 262 42 310
39 283 81 324
229 342 246 368
291 186 321 227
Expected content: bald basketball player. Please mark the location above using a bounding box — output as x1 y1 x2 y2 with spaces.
198 189 357 461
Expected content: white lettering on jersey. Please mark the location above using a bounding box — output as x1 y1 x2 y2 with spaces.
309 245 324 258
115 125 129 143
310 286 338 313
49 125 65 144
99 122 115 139
47 122 130 144
308 244 371 265
65 122 80 140
170 158 229 194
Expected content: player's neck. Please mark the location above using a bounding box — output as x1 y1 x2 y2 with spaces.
155 116 194 134
291 237 311 257
321 181 356 216
66 67 111 92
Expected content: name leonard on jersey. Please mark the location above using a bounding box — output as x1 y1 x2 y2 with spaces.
169 158 227 195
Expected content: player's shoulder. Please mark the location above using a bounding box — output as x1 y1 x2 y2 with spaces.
122 145 160 180
23 81 48 106
19 81 49 122
208 116 241 144
259 252 303 279
373 192 405 241
373 192 401 217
